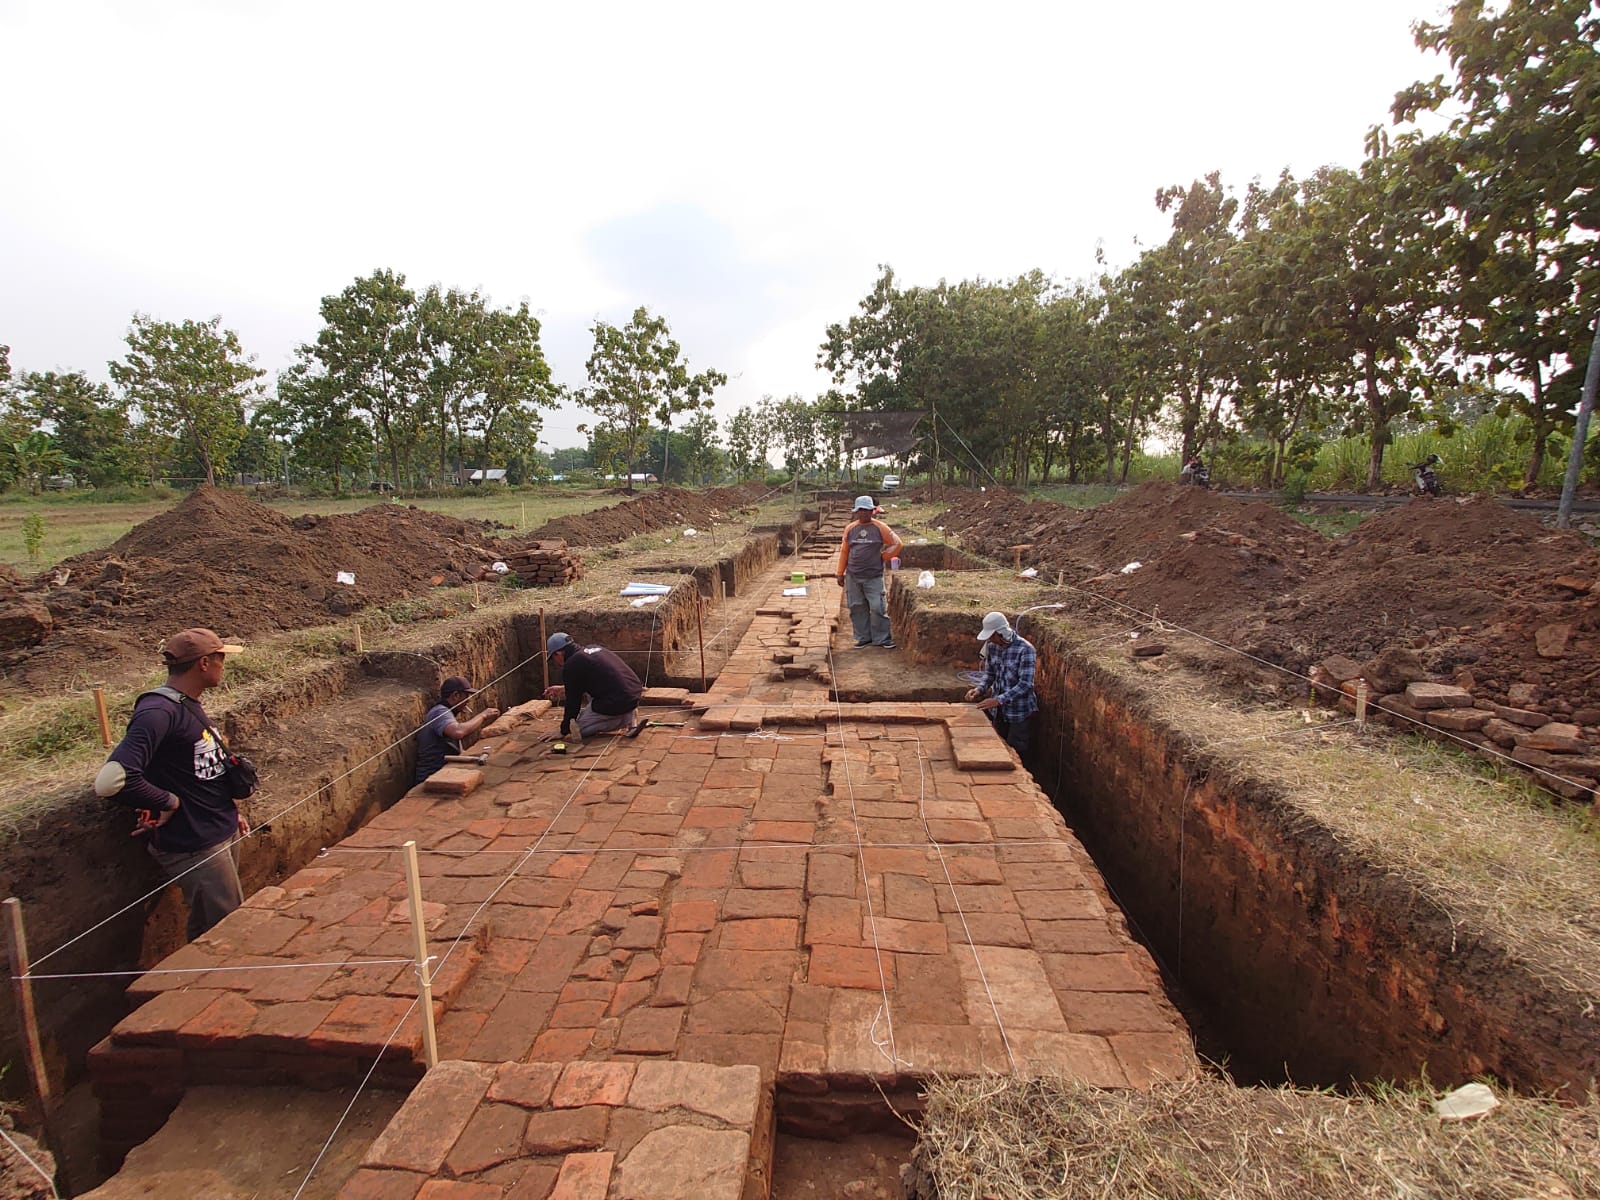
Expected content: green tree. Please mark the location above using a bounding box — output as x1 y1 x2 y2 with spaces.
108 314 262 486
6 432 66 494
581 307 726 492
724 403 771 478
269 356 372 490
19 370 132 487
309 269 424 487
1394 0 1600 488
474 301 557 462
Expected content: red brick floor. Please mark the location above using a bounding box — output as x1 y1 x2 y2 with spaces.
92 543 1195 1198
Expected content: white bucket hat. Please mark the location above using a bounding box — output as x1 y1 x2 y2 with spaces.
853 495 875 511
977 612 1011 641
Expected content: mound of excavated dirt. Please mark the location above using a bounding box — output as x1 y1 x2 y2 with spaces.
521 483 770 547
0 488 509 688
941 485 1600 712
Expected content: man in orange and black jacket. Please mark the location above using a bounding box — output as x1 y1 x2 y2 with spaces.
835 495 903 649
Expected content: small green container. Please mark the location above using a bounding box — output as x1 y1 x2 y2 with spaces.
790 571 806 584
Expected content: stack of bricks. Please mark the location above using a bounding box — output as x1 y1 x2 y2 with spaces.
505 539 584 587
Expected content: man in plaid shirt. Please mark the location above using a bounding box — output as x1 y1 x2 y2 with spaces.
965 611 1039 753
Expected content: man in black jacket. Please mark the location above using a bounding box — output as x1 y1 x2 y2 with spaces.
95 627 250 939
545 631 642 738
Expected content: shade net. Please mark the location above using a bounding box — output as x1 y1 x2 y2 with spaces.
840 410 926 459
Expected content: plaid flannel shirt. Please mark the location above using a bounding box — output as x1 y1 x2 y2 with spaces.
980 634 1038 722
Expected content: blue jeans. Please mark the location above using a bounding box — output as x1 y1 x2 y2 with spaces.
844 573 891 645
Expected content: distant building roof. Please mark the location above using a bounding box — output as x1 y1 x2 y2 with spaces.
468 468 508 481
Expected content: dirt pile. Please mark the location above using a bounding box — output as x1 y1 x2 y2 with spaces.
941 485 1600 711
0 488 510 686
522 483 770 547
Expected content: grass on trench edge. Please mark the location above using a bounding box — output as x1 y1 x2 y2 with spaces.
912 1074 1600 1200
0 502 797 824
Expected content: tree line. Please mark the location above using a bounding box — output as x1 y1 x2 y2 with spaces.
802 0 1599 492
3 0 1595 498
0 278 726 495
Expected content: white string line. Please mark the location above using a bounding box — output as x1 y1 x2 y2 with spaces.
0 1124 58 1199
909 727 1018 1073
32 644 550 971
21 957 414 983
824 630 901 1071
432 734 621 978
1007 566 1600 797
289 997 420 1200
294 734 620 1199
322 838 1066 858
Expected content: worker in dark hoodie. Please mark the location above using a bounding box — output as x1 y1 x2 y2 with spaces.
544 631 643 739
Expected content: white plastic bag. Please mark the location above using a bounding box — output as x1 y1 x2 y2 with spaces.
1119 561 1143 575
1019 567 1038 578
335 570 356 586
491 561 509 574
916 570 936 589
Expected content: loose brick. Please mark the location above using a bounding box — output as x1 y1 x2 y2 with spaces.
717 918 799 950
616 1005 684 1055
548 1150 615 1200
488 1061 561 1108
552 1061 635 1107
523 1105 610 1154
364 1061 493 1173
808 945 895 990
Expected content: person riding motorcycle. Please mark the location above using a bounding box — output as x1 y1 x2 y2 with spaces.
1411 453 1442 497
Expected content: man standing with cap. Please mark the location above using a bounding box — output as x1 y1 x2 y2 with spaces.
95 627 252 939
965 611 1039 753
545 632 643 738
835 494 903 649
416 677 500 783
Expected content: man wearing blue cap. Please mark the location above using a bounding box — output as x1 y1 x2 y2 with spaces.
545 632 643 738
415 676 500 783
835 495 903 648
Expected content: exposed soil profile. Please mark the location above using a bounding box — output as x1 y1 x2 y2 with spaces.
0 483 770 690
523 482 770 546
939 484 1600 711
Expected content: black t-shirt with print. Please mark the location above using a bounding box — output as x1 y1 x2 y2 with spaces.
106 693 239 853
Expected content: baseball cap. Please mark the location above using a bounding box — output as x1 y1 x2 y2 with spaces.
161 628 244 663
977 612 1011 642
853 495 875 511
546 631 575 660
440 676 477 701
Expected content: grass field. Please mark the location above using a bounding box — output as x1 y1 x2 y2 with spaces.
0 487 619 571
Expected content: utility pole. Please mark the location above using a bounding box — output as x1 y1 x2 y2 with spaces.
1557 316 1599 529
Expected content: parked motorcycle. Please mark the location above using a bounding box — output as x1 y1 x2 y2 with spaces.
1411 454 1442 497
1179 456 1211 489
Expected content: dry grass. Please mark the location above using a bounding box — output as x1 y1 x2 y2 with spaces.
0 501 794 820
1058 614 1600 1004
912 1074 1600 1200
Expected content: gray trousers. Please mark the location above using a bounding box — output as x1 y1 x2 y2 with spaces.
150 836 243 940
844 573 891 645
577 706 637 737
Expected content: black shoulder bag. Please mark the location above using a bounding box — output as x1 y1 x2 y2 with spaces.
140 685 261 800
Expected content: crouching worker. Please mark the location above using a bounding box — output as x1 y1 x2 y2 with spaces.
95 628 256 940
544 632 642 739
964 611 1039 754
416 676 501 784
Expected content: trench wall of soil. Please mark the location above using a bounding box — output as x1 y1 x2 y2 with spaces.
891 584 1600 1094
0 560 752 1107
0 616 541 1101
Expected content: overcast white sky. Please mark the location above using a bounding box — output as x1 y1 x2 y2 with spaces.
0 0 1449 448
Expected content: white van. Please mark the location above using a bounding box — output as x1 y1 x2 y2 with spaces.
881 474 901 491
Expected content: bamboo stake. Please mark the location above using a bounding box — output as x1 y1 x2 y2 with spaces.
401 841 439 1069
696 596 707 693
1355 680 1369 726
353 624 364 653
5 899 57 1138
539 607 549 693
93 687 112 747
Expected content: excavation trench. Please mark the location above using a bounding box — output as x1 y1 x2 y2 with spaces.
1 526 794 1189
891 566 1600 1095
18 520 1597 1197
